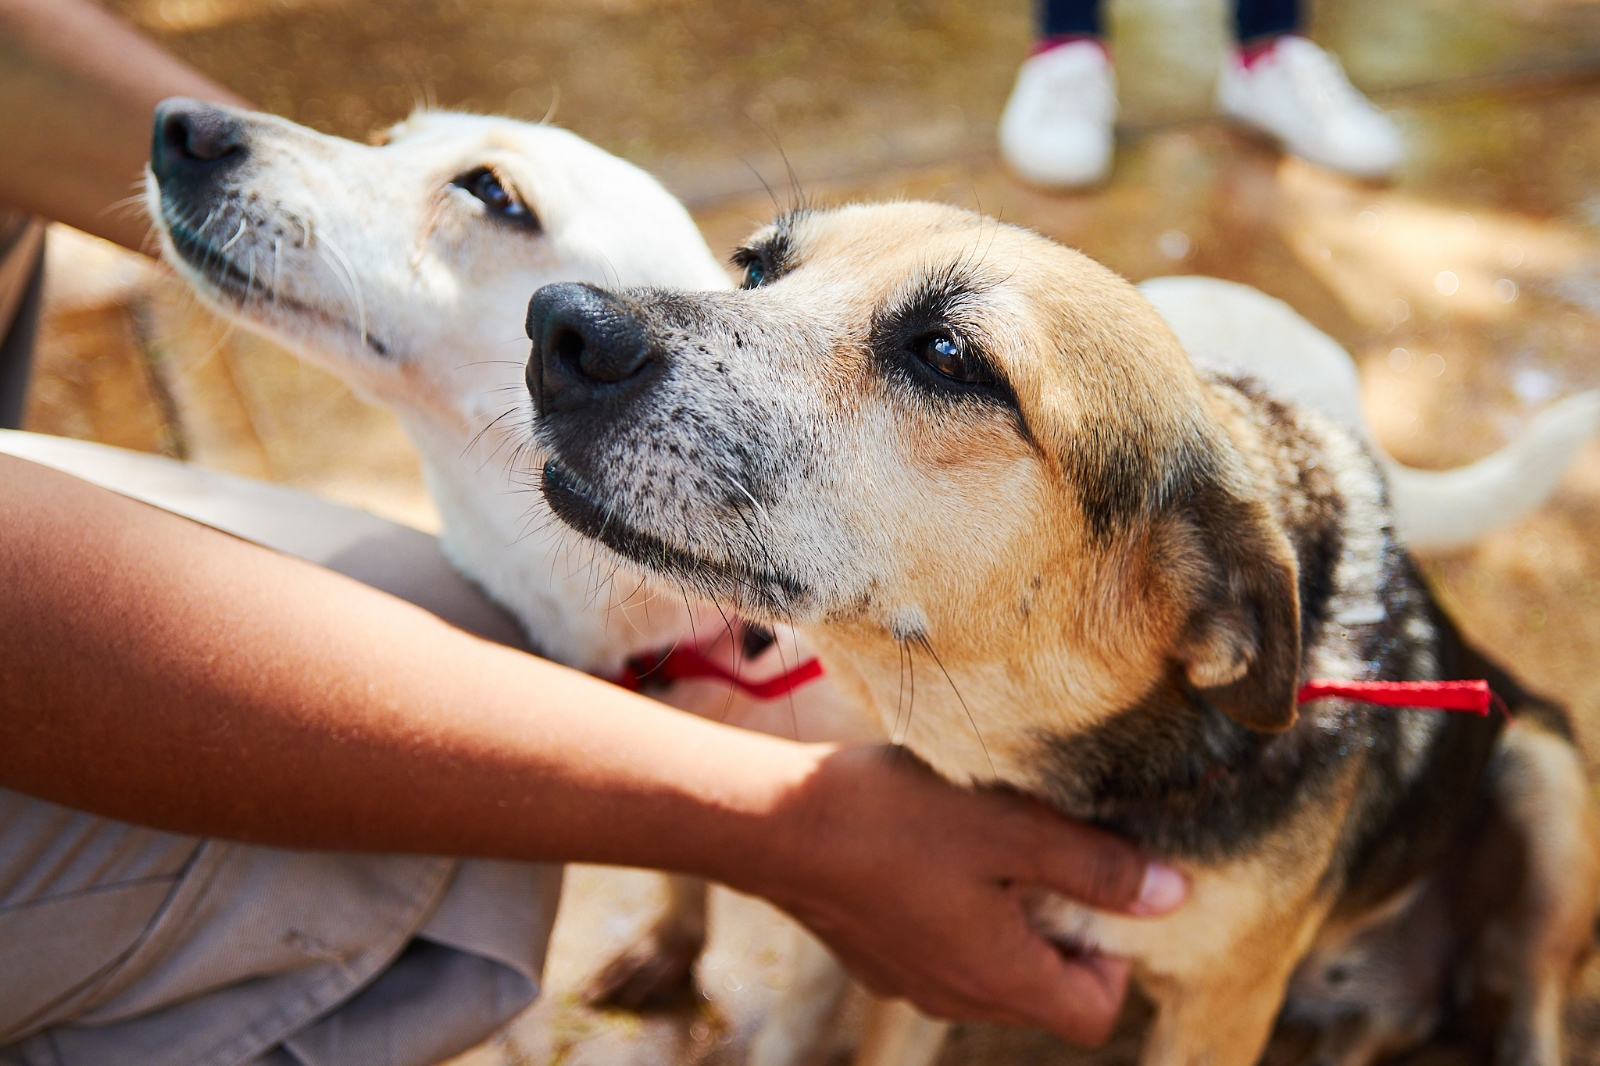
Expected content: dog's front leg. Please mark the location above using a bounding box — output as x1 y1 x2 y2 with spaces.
584 627 873 1014
586 873 708 1009
748 929 854 1066
852 999 950 1066
1129 886 1333 1066
1477 721 1600 1066
1139 965 1300 1066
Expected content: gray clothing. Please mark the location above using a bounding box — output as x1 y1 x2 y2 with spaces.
0 431 560 1066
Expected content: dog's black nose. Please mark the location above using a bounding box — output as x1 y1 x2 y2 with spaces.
526 283 657 416
151 98 248 183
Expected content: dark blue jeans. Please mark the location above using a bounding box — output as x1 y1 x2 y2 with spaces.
0 226 43 432
1041 0 1299 42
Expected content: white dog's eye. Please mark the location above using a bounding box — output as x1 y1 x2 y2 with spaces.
452 167 538 228
915 332 991 384
741 260 765 289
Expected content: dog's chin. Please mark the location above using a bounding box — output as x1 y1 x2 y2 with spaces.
157 203 391 358
162 214 265 308
540 458 810 618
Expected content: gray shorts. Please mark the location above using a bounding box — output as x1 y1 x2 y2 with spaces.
0 431 563 1066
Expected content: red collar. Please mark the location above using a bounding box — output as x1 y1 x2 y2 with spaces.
614 647 1495 716
1298 678 1493 715
613 646 825 701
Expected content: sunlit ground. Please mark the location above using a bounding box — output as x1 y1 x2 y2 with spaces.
23 1 1600 1063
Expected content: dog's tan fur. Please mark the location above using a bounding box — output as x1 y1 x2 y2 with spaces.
669 215 1287 801
530 200 1600 1065
1479 721 1600 1064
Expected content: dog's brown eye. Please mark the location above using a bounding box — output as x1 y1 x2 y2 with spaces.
915 333 988 383
452 167 537 228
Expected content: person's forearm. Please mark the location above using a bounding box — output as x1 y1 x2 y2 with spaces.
0 0 247 250
0 454 1188 1042
0 454 817 884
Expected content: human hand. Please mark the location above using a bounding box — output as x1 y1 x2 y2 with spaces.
727 745 1186 1046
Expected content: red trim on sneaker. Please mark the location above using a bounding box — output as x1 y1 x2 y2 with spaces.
1236 33 1295 70
1032 34 1110 59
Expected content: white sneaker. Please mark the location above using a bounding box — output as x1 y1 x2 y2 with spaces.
1216 35 1403 179
998 40 1117 188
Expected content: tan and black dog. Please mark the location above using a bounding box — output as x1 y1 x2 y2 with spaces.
522 201 1600 1066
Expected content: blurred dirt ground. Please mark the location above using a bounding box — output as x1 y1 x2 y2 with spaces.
21 1 1600 1064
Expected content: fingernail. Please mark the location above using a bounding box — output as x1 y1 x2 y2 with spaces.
1131 862 1186 915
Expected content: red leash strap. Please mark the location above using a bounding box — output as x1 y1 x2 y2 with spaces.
614 646 826 701
1297 679 1492 716
615 652 1494 715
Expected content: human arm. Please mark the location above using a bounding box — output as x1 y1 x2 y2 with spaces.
0 454 1183 1043
0 0 246 250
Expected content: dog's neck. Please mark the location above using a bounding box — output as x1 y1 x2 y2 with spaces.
391 402 695 674
805 381 1438 852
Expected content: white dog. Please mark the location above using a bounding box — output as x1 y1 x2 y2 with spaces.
145 99 1600 1066
146 100 726 673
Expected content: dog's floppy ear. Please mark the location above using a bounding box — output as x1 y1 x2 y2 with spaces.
1168 489 1302 733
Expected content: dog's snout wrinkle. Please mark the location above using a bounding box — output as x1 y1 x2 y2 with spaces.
152 98 249 182
526 283 658 417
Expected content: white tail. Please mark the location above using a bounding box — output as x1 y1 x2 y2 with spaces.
1140 276 1600 552
1384 390 1600 550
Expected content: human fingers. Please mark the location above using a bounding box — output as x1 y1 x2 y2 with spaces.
739 747 1159 1044
1004 798 1187 916
830 898 1131 1045
990 942 1130 1044
924 882 1130 1043
834 754 1184 918
795 858 1132 1044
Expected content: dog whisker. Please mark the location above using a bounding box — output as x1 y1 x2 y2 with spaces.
596 252 622 291
737 132 786 218
464 406 525 467
704 599 745 727
906 640 916 749
893 638 908 746
913 630 993 778
313 229 369 350
219 216 249 253
271 238 283 307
